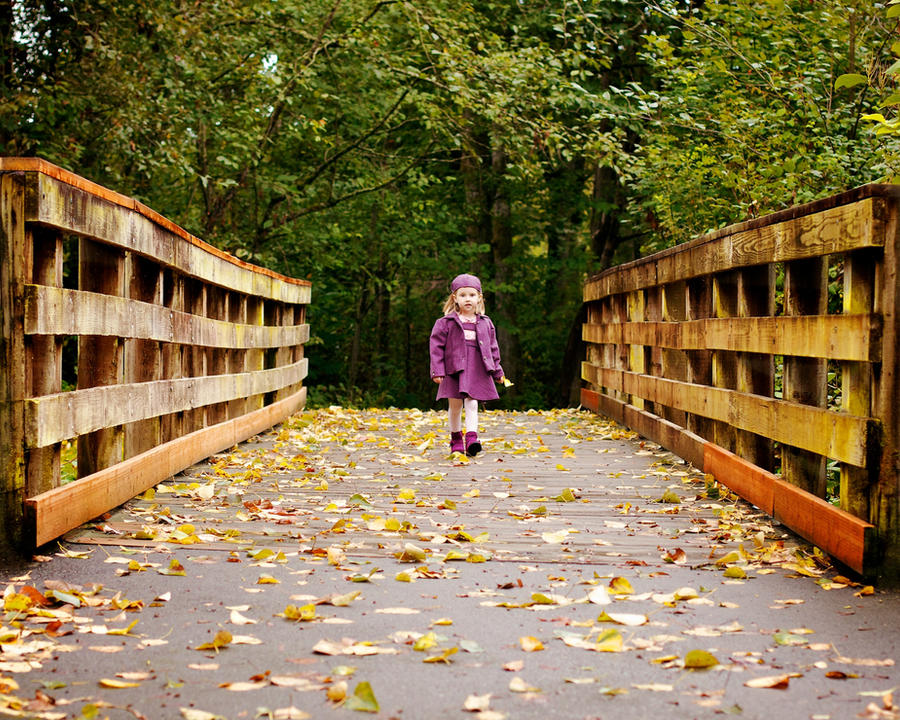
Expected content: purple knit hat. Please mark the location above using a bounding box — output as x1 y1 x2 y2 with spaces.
450 273 482 293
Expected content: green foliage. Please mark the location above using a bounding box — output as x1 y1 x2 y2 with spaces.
3 0 895 410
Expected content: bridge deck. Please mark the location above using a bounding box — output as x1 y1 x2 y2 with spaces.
1 408 897 719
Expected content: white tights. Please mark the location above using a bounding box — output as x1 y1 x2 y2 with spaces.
448 397 479 433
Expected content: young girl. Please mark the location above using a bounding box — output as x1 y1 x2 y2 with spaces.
429 273 505 456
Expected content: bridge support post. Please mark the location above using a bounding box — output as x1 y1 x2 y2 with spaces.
0 171 27 553
874 200 900 582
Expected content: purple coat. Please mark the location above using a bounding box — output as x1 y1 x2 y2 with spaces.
429 313 504 381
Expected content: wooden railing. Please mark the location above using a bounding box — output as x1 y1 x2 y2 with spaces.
1 159 310 548
581 185 899 579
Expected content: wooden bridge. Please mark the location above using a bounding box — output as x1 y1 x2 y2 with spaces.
1 158 898 581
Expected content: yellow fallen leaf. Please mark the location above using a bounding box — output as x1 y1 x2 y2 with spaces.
99 678 141 689
609 576 634 595
344 681 379 713
423 646 458 664
413 632 439 651
327 680 348 703
519 636 544 652
509 676 540 693
684 649 719 669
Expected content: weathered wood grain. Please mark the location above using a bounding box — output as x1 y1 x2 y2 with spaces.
582 363 871 467
25 387 307 547
26 359 308 449
23 170 310 304
0 172 27 548
582 314 880 362
585 195 890 301
24 285 310 349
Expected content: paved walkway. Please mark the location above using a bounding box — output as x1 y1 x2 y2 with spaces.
1 408 898 720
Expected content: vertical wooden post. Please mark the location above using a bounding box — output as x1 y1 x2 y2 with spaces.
26 226 64 495
161 270 185 444
77 239 125 477
627 290 645 410
124 254 162 459
645 287 663 417
736 265 775 470
185 278 207 433
661 281 687 429
841 250 876 520
228 292 248 419
873 200 900 578
685 276 714 443
206 286 227 425
598 298 616 401
782 258 827 496
612 294 627 405
247 296 265 412
0 171 27 549
712 270 739 453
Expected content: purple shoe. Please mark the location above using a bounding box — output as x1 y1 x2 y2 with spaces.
449 431 465 455
465 431 482 457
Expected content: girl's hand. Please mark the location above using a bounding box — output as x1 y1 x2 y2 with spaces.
433 376 443 384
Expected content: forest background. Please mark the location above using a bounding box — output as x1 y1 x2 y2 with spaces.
3 0 899 410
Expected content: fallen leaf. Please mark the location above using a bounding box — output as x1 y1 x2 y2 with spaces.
684 649 719 669
195 630 232 652
464 693 492 712
509 676 540 693
327 680 348 702
519 636 544 652
744 674 800 689
609 577 634 595
344 681 379 713
99 678 141 688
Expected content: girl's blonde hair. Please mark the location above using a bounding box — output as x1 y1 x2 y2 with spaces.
443 291 486 316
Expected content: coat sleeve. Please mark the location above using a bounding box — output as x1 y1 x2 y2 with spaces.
487 318 504 380
429 318 448 377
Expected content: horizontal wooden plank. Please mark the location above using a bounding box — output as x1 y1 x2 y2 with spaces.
584 389 707 470
582 362 871 466
583 314 881 362
585 196 887 301
18 170 310 304
703 443 775 515
25 387 307 547
25 285 309 348
25 359 308 448
773 478 873 575
586 387 873 575
1 158 310 294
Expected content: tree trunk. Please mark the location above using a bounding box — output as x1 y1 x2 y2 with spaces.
0 0 14 151
590 163 625 270
490 142 519 387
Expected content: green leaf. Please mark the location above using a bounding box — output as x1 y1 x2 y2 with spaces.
888 4 900 18
834 73 867 90
344 681 380 712
684 649 719 669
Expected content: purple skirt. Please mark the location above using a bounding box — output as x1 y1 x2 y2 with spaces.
436 341 499 402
